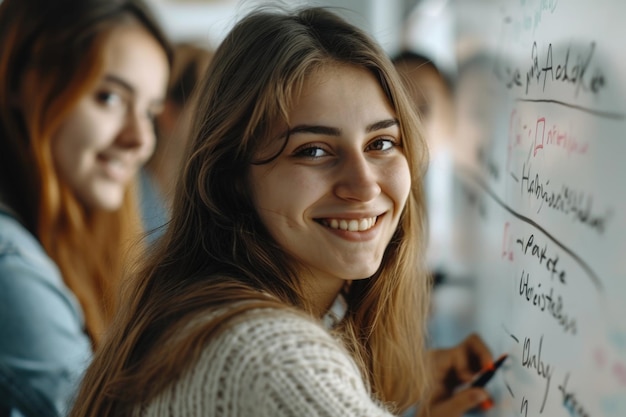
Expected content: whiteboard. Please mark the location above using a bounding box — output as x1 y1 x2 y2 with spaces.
445 1 626 416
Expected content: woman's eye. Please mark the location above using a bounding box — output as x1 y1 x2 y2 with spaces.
95 91 122 107
293 145 328 159
367 138 396 152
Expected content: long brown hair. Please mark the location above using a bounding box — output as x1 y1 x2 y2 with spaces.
0 0 172 345
71 6 431 416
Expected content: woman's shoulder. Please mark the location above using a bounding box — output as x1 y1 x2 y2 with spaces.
219 308 350 366
0 209 58 275
140 306 394 417
0 207 88 342
188 306 349 369
223 306 337 343
0 206 91 417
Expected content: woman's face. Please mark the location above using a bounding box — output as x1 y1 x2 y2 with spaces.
249 64 411 305
50 24 169 211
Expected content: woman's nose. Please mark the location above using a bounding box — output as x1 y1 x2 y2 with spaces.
117 109 155 155
333 153 381 202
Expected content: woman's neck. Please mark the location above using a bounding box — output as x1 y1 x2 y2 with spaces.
303 276 348 318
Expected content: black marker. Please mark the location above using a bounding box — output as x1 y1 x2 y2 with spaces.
455 353 508 392
454 353 508 412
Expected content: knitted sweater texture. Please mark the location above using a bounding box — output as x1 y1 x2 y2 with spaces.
134 308 395 417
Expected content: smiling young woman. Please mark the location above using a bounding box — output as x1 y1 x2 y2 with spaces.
248 63 412 315
0 0 171 415
69 5 494 417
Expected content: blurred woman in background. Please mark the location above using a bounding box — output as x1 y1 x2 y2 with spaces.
0 0 170 415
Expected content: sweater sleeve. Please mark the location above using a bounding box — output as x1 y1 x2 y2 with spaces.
141 309 396 417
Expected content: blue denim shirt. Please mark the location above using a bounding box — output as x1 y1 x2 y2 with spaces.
0 207 92 417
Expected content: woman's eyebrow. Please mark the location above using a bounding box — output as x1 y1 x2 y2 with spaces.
103 74 135 95
366 118 399 133
287 118 399 137
288 125 341 136
103 74 166 107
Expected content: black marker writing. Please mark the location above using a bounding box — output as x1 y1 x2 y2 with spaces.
559 372 592 417
520 163 610 234
522 335 553 413
516 233 566 283
519 270 577 335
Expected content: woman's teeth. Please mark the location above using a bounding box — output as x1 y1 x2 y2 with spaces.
324 217 377 232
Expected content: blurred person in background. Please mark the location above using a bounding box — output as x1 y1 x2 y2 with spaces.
393 50 479 374
140 42 212 241
392 50 456 278
392 50 454 157
0 0 171 415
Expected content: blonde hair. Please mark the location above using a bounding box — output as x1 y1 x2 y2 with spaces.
71 6 432 416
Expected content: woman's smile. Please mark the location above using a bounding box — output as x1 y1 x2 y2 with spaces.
249 63 411 289
317 215 379 232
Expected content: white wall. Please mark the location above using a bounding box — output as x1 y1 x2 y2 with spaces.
147 0 405 54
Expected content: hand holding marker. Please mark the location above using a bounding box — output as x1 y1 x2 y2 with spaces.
471 353 508 387
458 353 508 411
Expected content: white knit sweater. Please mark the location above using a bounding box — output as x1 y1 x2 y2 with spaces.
134 308 396 417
